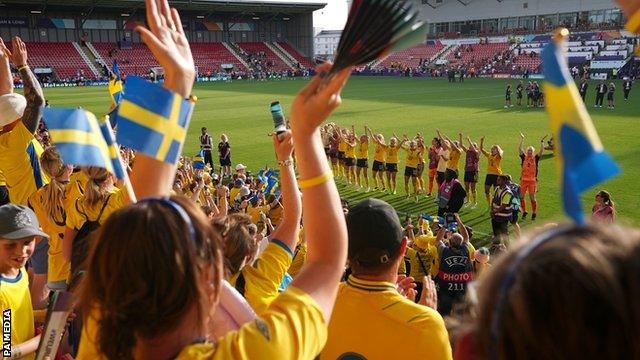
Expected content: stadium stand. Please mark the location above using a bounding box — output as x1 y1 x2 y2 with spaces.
277 42 313 68
92 42 159 77
237 42 292 71
190 43 248 73
377 43 445 68
446 43 510 65
10 42 94 80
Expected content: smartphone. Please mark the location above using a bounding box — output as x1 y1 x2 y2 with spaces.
270 101 287 136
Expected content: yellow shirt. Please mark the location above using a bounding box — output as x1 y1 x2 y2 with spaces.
345 142 356 159
229 240 293 314
268 205 284 226
322 275 452 360
0 170 5 186
486 154 503 175
386 145 399 164
66 188 128 230
407 244 439 279
67 171 88 205
338 139 347 152
1 268 35 360
404 148 421 168
0 122 49 205
249 204 271 224
374 143 387 163
175 287 326 360
448 148 461 170
288 242 307 277
357 140 368 159
28 184 76 283
229 187 241 203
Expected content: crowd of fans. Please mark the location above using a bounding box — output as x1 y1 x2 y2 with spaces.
0 0 638 359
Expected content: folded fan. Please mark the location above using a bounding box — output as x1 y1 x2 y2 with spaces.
330 0 427 74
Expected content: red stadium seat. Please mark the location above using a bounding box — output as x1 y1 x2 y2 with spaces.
237 42 291 71
377 44 445 68
9 42 95 79
277 42 313 68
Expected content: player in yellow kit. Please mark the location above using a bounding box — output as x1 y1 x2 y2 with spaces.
354 126 370 191
366 125 387 191
385 136 401 194
480 136 504 207
400 137 421 202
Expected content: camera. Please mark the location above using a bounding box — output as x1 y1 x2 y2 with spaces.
270 101 287 136
444 213 456 226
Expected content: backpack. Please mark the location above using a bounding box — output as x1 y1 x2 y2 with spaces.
507 183 521 209
70 195 112 278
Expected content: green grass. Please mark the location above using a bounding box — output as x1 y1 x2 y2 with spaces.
39 77 640 246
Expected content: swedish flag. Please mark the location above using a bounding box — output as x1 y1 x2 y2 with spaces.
541 31 620 224
115 76 194 164
193 150 205 170
108 59 123 106
98 116 127 180
43 108 124 179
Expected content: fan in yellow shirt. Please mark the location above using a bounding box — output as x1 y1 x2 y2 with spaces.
322 199 452 360
27 147 77 289
480 137 504 206
64 167 129 280
0 204 51 360
0 37 48 206
0 170 8 205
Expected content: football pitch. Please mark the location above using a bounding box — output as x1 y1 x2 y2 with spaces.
41 76 639 246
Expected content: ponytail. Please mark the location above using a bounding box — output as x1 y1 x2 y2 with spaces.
39 147 67 224
84 167 111 209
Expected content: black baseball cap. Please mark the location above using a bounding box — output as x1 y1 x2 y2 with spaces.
0 204 49 240
346 198 404 266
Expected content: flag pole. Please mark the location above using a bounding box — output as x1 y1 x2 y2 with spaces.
103 115 138 203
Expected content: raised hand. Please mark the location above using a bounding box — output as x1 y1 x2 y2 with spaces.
8 36 28 66
273 130 294 161
418 276 438 310
520 132 525 139
135 0 194 96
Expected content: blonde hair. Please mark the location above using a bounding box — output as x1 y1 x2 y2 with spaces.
39 147 67 224
84 167 111 209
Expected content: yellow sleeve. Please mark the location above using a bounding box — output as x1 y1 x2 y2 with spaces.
287 243 307 277
176 287 327 360
240 240 293 314
467 243 476 262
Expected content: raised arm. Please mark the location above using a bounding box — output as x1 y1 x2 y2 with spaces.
480 136 489 156
7 37 44 133
289 62 350 319
0 38 13 95
455 214 469 245
270 130 302 251
366 126 381 145
130 0 196 198
459 134 469 152
538 135 547 157
518 133 525 155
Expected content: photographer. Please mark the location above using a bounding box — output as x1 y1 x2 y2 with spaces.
435 214 473 315
437 170 466 217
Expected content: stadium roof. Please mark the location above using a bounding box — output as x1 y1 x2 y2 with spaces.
0 0 326 14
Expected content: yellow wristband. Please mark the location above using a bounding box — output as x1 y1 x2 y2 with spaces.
298 171 334 190
17 65 29 72
626 9 640 33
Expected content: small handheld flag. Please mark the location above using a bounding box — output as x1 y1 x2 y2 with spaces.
43 108 118 176
108 59 124 106
541 28 620 224
115 76 195 165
